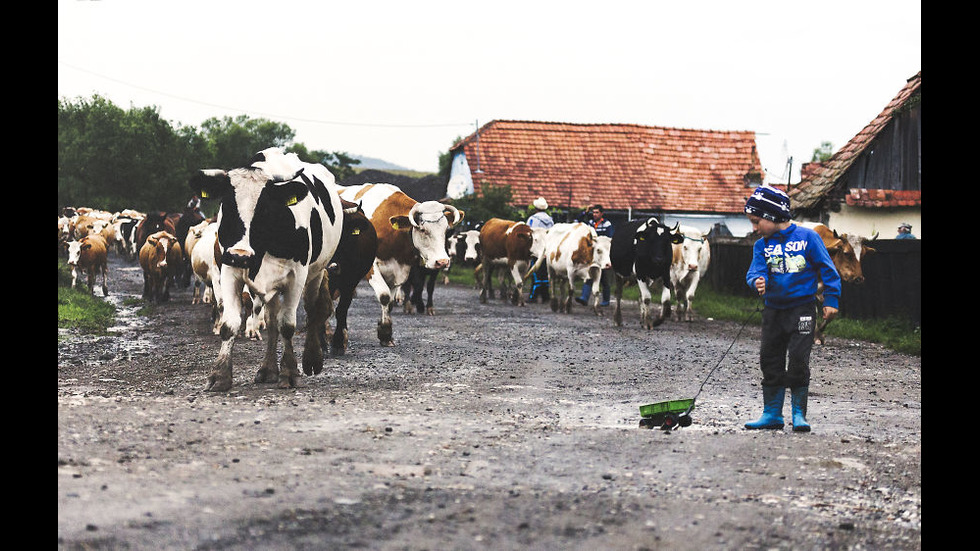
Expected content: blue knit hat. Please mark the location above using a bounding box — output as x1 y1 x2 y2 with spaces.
744 185 792 223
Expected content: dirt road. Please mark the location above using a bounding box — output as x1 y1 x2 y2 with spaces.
58 252 921 550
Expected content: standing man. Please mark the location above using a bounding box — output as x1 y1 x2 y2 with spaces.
576 204 614 306
743 186 841 432
526 197 554 303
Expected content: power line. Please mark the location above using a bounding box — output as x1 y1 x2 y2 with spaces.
58 59 474 129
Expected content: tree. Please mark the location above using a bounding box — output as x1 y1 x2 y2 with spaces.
198 115 296 169
286 144 361 182
58 94 198 212
450 181 519 226
811 141 834 163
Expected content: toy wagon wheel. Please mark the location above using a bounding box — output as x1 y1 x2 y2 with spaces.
661 413 678 430
678 413 692 427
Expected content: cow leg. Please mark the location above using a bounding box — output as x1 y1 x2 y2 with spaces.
71 267 80 291
368 265 395 346
587 266 602 315
814 293 826 345
86 268 96 295
509 263 524 306
301 273 330 376
655 284 671 327
207 273 245 392
254 294 281 385
548 265 560 312
100 264 109 297
425 270 437 315
613 275 626 327
480 263 492 303
637 280 654 329
331 287 354 355
684 274 700 322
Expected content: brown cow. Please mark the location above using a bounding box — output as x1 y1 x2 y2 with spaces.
478 218 547 306
337 183 463 346
139 231 183 303
66 234 109 296
800 222 878 344
135 211 178 255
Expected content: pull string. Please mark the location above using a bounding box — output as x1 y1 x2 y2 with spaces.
690 302 763 404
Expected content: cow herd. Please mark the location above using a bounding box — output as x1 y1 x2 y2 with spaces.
60 147 874 393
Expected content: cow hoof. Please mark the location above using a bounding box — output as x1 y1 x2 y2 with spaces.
254 369 279 384
205 376 233 392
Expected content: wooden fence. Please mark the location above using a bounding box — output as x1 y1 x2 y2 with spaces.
706 237 921 325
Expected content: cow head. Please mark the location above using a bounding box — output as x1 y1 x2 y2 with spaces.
190 166 317 276
633 218 684 283
389 201 464 270
593 235 612 271
826 229 876 284
66 240 88 267
676 231 707 273
145 232 178 268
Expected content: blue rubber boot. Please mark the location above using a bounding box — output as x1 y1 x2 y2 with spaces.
791 386 811 432
575 281 591 305
745 385 785 430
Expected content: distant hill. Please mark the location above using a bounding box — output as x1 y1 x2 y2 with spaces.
351 154 413 172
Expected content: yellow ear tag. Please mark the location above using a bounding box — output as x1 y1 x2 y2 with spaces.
200 190 209 199
351 228 360 236
391 221 401 230
286 196 298 206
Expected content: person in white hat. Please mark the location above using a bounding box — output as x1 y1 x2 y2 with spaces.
526 197 554 302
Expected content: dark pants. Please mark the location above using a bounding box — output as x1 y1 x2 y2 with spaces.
759 302 816 388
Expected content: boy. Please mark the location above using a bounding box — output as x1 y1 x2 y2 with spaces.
743 186 841 432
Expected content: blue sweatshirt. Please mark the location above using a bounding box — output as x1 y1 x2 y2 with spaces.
745 223 842 309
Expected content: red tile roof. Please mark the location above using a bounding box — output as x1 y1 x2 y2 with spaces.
790 71 921 209
449 120 764 214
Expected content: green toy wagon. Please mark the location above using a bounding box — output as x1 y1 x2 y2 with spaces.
638 398 695 430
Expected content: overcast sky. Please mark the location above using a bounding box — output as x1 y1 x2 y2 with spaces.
58 1 920 182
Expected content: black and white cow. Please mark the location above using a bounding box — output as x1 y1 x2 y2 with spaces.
190 147 344 391
609 217 684 329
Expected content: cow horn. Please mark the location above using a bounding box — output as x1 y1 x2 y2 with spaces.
408 203 423 228
869 231 880 242
444 204 462 226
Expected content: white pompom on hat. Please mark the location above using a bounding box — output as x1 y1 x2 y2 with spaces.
533 197 548 210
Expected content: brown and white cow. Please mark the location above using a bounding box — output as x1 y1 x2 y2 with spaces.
478 218 546 306
799 222 878 344
650 224 711 322
528 222 610 314
338 183 463 346
66 234 109 296
139 231 183 303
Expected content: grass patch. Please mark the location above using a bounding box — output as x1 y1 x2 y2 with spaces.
58 259 117 336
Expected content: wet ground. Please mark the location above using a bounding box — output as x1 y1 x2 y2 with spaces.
58 252 921 550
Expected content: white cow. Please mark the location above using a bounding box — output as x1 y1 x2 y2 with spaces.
652 225 711 322
532 222 611 315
